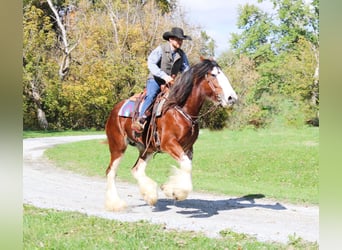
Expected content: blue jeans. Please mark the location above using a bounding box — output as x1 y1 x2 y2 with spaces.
139 78 161 117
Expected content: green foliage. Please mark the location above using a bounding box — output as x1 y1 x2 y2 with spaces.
199 31 216 57
23 5 59 129
23 0 211 130
258 93 306 129
231 4 276 62
155 0 176 14
198 101 229 130
223 0 319 129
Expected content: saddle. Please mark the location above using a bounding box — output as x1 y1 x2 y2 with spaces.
118 86 169 149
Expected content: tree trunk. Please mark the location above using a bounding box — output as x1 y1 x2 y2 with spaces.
37 108 48 130
47 0 78 80
31 81 48 129
310 44 319 126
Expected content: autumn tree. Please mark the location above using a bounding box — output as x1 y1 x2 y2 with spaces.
23 0 208 130
23 4 58 129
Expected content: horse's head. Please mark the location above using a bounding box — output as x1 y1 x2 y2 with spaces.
164 59 238 113
203 60 238 107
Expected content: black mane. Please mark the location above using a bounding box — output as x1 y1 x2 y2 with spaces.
164 59 219 110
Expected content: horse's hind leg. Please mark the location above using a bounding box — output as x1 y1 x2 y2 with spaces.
105 154 127 211
105 113 128 212
131 153 158 206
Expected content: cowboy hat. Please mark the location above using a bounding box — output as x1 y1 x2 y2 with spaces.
162 27 192 41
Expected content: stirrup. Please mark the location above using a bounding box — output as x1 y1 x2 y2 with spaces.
132 120 144 133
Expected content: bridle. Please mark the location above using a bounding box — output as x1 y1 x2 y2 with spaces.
174 70 223 127
205 71 224 104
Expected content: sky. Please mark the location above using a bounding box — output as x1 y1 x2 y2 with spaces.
177 0 275 56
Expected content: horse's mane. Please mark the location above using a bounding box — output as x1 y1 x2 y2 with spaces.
164 59 219 111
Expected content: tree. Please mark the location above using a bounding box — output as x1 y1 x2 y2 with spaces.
23 5 58 129
47 0 79 80
225 0 319 128
199 31 216 57
22 0 212 130
230 3 276 65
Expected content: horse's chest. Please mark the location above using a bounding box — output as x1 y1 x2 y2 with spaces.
179 125 199 148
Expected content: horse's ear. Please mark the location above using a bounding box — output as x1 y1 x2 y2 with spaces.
199 56 216 62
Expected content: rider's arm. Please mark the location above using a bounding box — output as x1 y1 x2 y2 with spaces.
147 46 169 81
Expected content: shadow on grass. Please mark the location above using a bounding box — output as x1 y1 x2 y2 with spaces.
153 194 286 218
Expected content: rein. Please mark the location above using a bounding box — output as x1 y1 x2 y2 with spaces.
174 103 219 125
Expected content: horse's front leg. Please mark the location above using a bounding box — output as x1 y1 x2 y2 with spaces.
161 145 193 201
131 153 158 206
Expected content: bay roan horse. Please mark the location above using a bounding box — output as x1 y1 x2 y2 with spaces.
105 59 238 211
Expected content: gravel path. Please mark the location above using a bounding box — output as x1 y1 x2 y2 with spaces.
23 135 319 244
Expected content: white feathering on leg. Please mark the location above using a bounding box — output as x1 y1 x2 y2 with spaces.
105 158 127 211
132 157 158 206
161 154 193 201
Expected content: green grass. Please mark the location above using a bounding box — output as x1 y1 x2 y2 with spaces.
23 205 318 249
43 127 318 204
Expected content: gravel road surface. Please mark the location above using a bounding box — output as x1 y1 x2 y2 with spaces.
23 135 319 244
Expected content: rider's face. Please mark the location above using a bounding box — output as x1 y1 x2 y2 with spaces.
169 37 183 49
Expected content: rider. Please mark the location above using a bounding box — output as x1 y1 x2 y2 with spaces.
132 27 192 132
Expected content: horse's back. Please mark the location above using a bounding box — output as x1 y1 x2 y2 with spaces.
106 99 139 146
106 100 125 125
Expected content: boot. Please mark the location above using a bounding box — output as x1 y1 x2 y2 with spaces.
132 117 146 133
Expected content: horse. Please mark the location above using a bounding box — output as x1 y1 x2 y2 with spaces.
104 59 238 211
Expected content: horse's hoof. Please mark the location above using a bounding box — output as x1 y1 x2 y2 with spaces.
105 199 127 212
141 191 158 206
144 195 158 206
172 188 189 201
161 185 189 201
138 177 158 206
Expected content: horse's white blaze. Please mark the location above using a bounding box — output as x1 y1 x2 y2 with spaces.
212 66 237 106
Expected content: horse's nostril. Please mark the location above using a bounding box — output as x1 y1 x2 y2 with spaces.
228 96 237 105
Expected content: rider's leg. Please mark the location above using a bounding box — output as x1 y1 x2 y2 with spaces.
139 78 161 118
132 79 161 131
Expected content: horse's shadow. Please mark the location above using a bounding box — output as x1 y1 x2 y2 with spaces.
152 194 286 218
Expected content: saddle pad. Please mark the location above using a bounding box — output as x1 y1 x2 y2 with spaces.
118 100 136 117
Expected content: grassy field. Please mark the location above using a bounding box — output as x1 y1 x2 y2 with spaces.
42 127 319 204
23 205 318 249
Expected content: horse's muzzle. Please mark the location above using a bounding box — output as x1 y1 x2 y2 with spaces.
227 96 238 106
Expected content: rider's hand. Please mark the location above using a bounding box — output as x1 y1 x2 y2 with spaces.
163 75 174 84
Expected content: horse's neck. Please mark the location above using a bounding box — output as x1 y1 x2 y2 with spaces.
182 85 206 117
